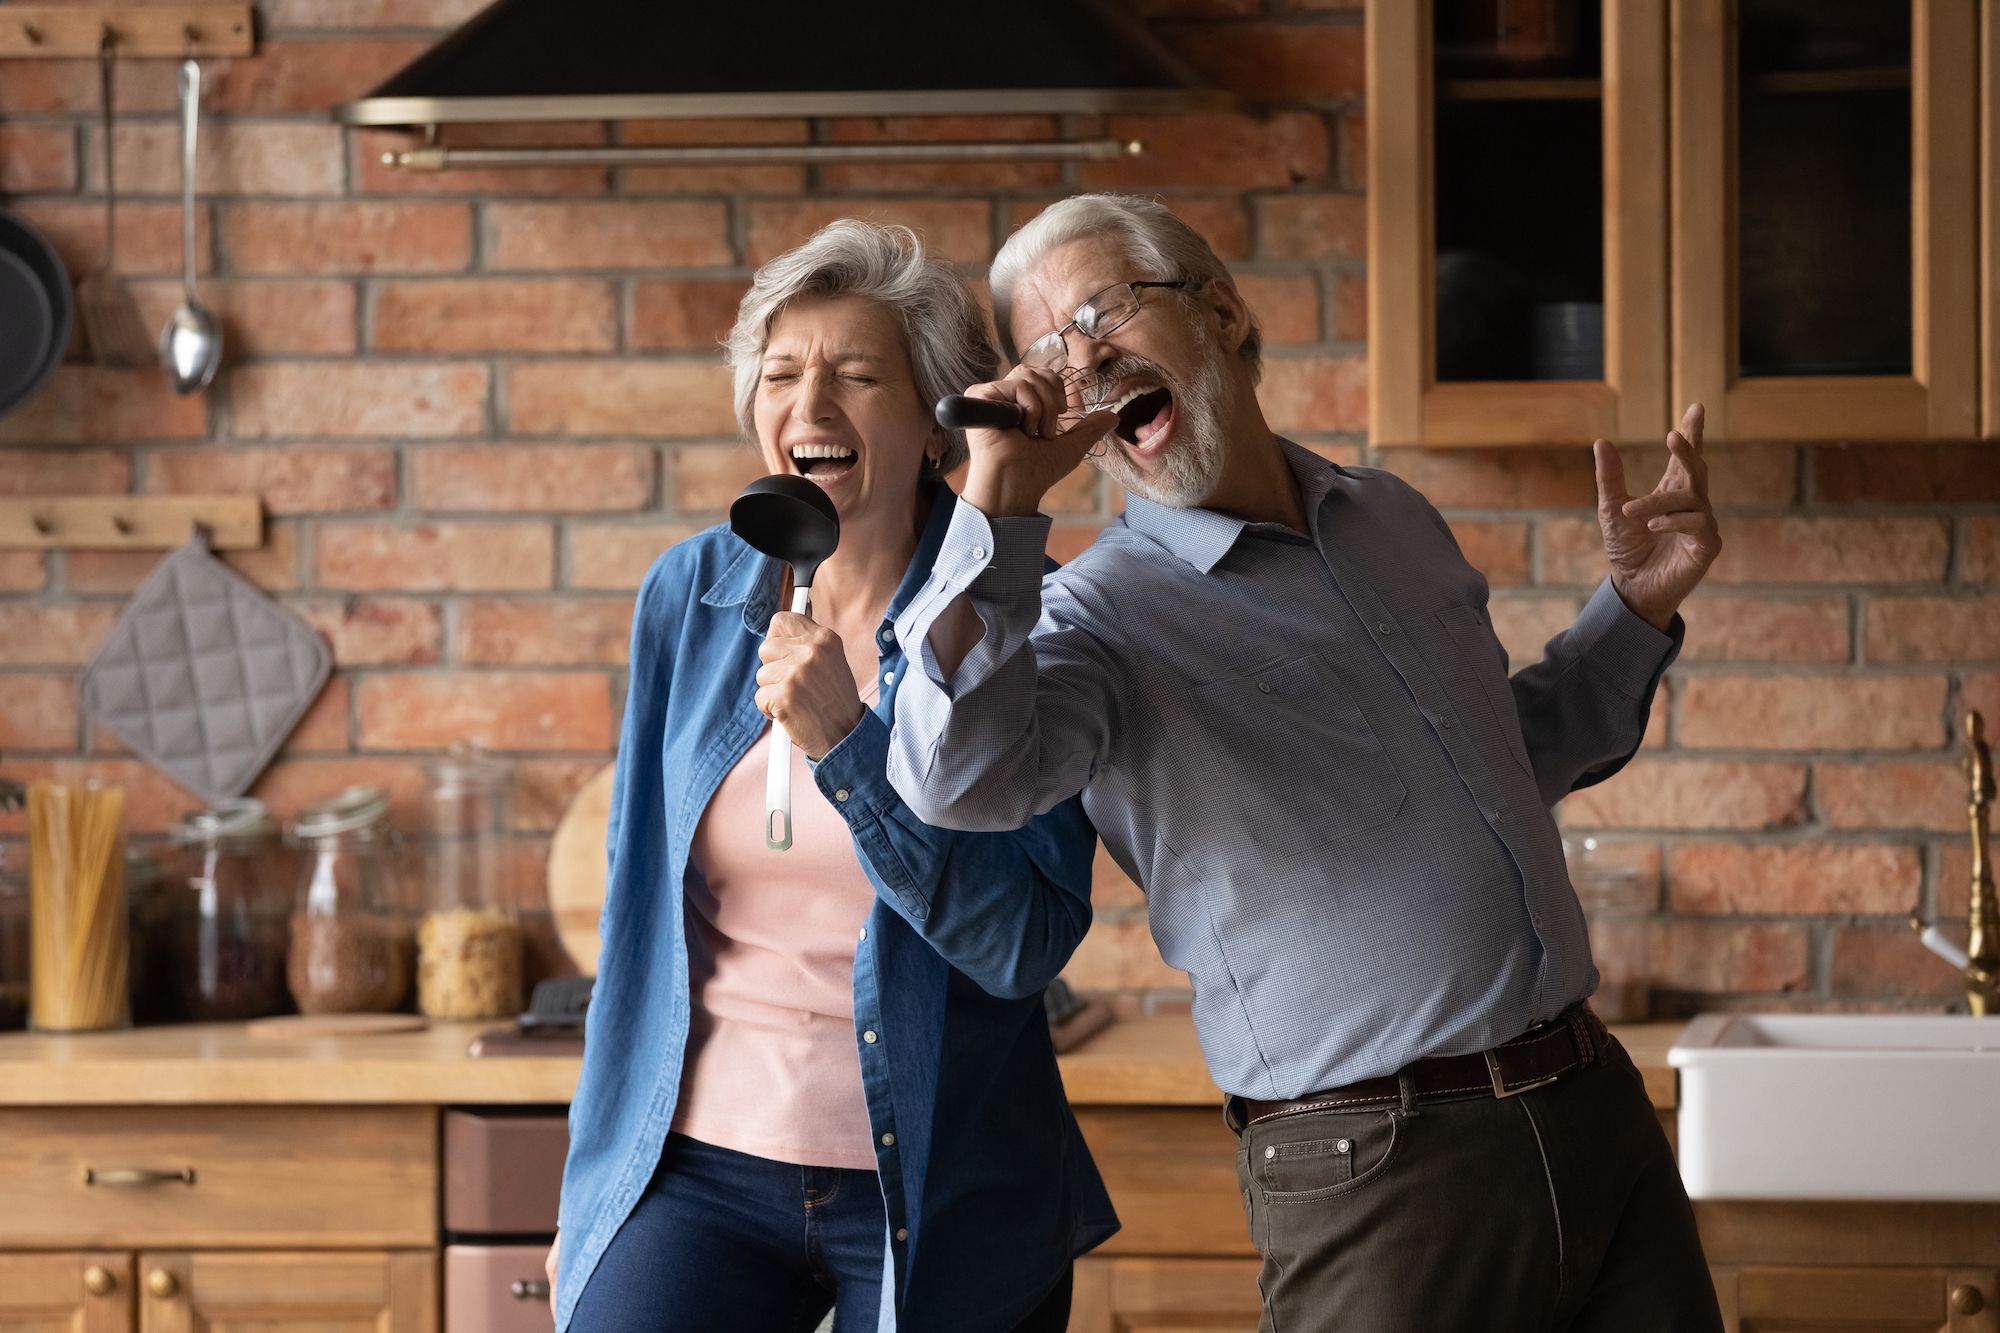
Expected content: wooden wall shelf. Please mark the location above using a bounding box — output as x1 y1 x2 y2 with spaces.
0 5 253 59
0 496 261 550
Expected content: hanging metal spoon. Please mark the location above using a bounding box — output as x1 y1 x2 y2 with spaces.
160 59 221 395
728 475 841 852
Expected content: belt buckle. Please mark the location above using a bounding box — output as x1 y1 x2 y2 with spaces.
1485 1049 1560 1099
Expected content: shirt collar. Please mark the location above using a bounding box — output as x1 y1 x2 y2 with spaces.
1121 437 1345 574
701 484 960 640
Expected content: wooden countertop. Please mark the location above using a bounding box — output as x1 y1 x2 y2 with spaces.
0 1014 1683 1110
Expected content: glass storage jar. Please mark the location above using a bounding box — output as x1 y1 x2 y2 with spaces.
413 747 522 1021
286 786 413 1015
1564 835 1657 1023
0 845 26 1030
149 800 291 1022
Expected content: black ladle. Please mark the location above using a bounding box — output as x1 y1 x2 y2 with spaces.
935 394 1026 432
729 474 841 851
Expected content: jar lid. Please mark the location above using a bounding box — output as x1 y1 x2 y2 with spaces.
425 743 512 796
172 798 277 846
292 786 391 840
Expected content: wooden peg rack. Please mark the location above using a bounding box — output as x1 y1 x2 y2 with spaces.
0 5 253 59
0 496 261 549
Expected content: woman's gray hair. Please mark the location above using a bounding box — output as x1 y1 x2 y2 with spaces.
725 219 998 476
989 193 1261 384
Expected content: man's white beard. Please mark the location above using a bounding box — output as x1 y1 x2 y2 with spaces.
1085 348 1229 510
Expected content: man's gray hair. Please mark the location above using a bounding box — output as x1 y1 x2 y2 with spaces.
989 193 1261 384
725 219 997 476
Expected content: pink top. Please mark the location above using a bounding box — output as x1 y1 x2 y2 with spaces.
672 703 881 1170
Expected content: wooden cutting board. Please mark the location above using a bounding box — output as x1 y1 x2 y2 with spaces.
546 762 615 976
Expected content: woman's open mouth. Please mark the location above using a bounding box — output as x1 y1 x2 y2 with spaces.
790 442 858 485
1106 386 1175 451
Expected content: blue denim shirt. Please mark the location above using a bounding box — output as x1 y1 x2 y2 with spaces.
556 488 1117 1332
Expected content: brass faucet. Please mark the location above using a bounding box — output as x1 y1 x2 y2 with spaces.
1913 711 2000 1014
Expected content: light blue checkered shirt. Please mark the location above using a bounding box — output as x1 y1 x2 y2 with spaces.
888 439 1679 1100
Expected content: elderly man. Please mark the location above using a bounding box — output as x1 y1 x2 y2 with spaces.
886 194 1725 1333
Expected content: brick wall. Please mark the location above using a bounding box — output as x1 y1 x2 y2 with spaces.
1 1 1991 1013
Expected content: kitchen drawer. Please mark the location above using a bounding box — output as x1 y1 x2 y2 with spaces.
445 1244 555 1333
0 1105 436 1248
443 1109 566 1234
1073 1107 1255 1258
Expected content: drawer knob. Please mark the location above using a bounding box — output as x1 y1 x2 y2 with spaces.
511 1279 551 1301
1952 1285 1985 1316
83 1266 116 1297
83 1166 196 1188
147 1269 180 1299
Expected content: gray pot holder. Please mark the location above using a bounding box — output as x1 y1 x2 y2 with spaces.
79 536 332 805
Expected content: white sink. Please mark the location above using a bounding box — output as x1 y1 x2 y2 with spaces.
1670 1013 2000 1202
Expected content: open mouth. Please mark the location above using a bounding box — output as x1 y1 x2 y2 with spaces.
1106 386 1174 447
790 442 858 482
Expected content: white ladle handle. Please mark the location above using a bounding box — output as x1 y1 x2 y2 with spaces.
765 583 812 851
178 60 199 301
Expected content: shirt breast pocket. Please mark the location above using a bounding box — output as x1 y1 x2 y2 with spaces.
1189 652 1405 858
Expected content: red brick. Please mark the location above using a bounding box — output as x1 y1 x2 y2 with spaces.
1621 442 1798 508
568 523 703 591
12 200 214 278
506 362 736 438
1649 920 1809 993
1964 674 2000 732
1678 594 1851 664
0 675 79 749
230 363 488 440
1443 519 1531 587
486 201 732 270
1828 924 1964 999
1559 760 1808 830
1046 525 1109 565
0 449 129 495
669 445 774 511
201 39 434 114
999 195 1252 262
293 597 442 666
0 604 120 666
1331 269 1365 340
66 523 301 595
1276 0 1364 9
90 122 343 196
0 124 76 192
1705 517 1950 585
148 445 396 514
1092 839 1147 909
1123 0 1259 15
820 116 1062 191
512 757 611 832
250 756 429 830
1230 271 1320 346
619 118 811 195
1814 761 1965 832
0 367 205 445
1337 107 1366 190
410 444 654 513
1060 912 1187 990
373 278 615 353
1677 675 1947 751
1079 113 1330 191
1814 443 2000 504
1488 595 1583 667
225 202 473 275
1256 193 1367 261
266 0 489 26
454 599 635 666
0 61 177 115
1257 355 1366 433
631 278 747 353
284 675 351 752
356 672 613 750
315 522 553 592
1668 842 1920 914
1379 449 1596 511
128 279 358 356
1939 843 1976 918
1966 518 2000 584
0 758 196 837
1864 596 2000 662
0 553 47 592
1160 22 1364 101
354 124 610 197
746 198 990 267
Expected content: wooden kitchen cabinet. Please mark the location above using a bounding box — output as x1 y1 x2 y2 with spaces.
1070 1258 1262 1333
1713 1265 2000 1332
136 1251 436 1333
0 1252 130 1333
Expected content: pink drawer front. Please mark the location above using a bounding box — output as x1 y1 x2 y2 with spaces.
442 1109 568 1234
445 1244 556 1333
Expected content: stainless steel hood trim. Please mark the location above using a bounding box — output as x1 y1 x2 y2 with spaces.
385 138 1145 171
334 88 1236 128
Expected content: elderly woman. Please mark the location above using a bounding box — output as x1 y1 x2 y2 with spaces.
549 220 1117 1333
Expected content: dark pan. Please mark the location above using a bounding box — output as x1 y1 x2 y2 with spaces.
0 207 73 419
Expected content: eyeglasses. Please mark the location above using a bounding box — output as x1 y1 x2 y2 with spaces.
1018 279 1189 374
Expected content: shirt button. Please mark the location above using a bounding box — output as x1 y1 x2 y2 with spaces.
881 1132 896 1147
895 1228 908 1243
862 1030 878 1044
969 545 987 560
1491 809 1508 823
1376 622 1393 635
879 627 896 644
1256 682 1273 695
858 926 867 942
1437 714 1452 730
1531 914 1545 929
835 788 850 803
883 670 896 686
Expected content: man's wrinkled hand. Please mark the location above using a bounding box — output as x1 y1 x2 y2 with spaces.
1592 403 1722 632
755 612 866 761
959 364 1116 519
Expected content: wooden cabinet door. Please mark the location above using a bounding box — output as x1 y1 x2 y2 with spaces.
1070 1257 1262 1333
137 1252 435 1333
1716 1265 2000 1333
1983 0 1999 438
1672 0 1980 441
1366 0 1672 447
0 1254 130 1333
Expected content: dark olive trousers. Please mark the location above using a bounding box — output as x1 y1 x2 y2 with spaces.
1232 1037 1724 1333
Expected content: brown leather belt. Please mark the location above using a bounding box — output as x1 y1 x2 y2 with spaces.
1237 1004 1609 1128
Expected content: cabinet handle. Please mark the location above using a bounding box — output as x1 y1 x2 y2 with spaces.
511 1279 551 1301
82 1166 196 1187
1951 1285 1985 1316
146 1269 180 1299
83 1266 116 1297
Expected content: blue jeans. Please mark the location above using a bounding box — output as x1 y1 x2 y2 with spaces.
568 1133 1073 1332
